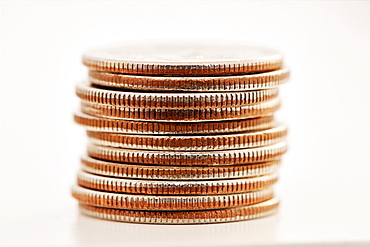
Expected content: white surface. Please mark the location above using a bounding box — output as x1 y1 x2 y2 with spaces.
1 1 370 247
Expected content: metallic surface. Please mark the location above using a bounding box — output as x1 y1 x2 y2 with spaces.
83 42 283 76
81 156 281 180
88 68 289 92
80 97 280 121
76 83 278 108
74 42 288 225
74 112 275 134
78 198 278 224
72 185 274 210
87 141 287 166
87 125 287 150
77 170 278 195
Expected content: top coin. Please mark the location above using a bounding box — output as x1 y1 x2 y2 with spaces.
83 42 283 76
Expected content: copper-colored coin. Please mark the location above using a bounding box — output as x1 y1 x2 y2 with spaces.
87 125 287 151
83 42 283 76
74 112 275 134
77 170 278 195
81 156 281 180
72 185 273 210
80 97 280 122
79 198 278 224
89 69 289 92
87 141 287 166
76 83 278 109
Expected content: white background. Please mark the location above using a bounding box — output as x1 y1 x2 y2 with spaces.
1 1 370 247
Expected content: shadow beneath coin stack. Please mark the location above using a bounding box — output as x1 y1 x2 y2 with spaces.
74 210 279 246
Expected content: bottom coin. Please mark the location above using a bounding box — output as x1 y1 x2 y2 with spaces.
79 198 279 224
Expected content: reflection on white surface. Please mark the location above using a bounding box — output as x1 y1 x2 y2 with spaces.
74 211 279 246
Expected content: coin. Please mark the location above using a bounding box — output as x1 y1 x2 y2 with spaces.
87 125 287 151
79 198 278 224
81 156 281 180
87 141 287 166
74 112 275 134
83 42 283 76
72 185 273 210
77 170 277 195
76 83 278 109
80 97 280 122
88 68 289 92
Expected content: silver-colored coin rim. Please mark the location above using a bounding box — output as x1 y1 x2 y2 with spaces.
72 184 274 210
88 68 289 92
74 112 276 134
76 82 279 109
77 170 278 194
80 97 280 122
87 125 287 151
87 141 287 166
81 156 281 180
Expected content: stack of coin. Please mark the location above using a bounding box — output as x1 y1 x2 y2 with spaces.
73 42 289 224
